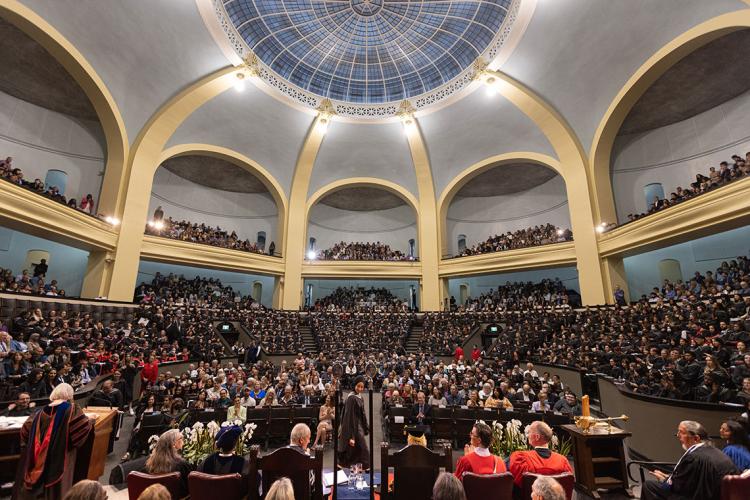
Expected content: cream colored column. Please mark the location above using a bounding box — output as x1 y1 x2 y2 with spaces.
402 117 441 311
106 68 239 301
80 250 114 299
280 115 328 310
485 70 607 305
600 256 629 305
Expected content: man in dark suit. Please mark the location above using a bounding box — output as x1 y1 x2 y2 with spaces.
244 339 262 365
165 313 183 343
287 423 314 486
641 420 738 500
297 385 319 406
410 391 432 425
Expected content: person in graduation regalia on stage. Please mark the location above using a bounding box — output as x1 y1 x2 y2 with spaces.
337 376 370 470
15 383 94 500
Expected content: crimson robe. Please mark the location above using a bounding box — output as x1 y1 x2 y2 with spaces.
509 448 572 486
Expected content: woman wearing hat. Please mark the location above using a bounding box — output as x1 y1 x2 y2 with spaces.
199 425 246 476
337 376 370 470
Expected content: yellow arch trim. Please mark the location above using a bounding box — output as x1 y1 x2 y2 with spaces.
589 10 750 226
436 152 562 257
307 177 419 213
159 144 289 255
0 0 129 217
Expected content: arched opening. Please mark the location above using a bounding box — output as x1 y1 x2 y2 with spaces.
658 259 683 284
23 249 50 277
44 170 68 196
643 182 665 212
252 280 263 302
306 180 419 262
443 160 571 258
458 283 470 306
146 150 285 257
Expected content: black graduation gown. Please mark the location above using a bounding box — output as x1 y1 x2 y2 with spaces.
337 392 370 469
670 445 739 500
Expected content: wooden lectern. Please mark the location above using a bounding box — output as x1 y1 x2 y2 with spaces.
74 407 118 481
562 424 633 499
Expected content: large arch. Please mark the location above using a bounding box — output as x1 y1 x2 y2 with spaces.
437 152 563 258
158 143 289 254
0 0 129 219
589 10 750 227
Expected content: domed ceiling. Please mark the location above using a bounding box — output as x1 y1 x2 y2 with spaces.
216 0 519 116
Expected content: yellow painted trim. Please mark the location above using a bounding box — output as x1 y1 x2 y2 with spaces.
0 0 129 220
301 260 422 279
306 177 419 213
589 11 750 226
439 241 576 278
477 71 607 304
280 116 326 309
159 143 289 255
0 180 117 251
436 152 561 258
141 235 285 276
598 176 750 258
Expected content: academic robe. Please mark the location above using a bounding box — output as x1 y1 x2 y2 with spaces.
199 453 246 475
337 392 370 469
666 445 738 500
16 402 93 500
454 450 506 480
508 447 573 487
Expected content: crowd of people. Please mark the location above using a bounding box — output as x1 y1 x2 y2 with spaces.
454 224 572 258
0 262 66 297
315 241 415 261
0 156 97 215
451 278 576 311
145 214 272 255
623 152 750 224
307 286 411 312
309 311 413 357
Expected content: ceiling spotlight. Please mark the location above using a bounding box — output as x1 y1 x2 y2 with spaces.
306 250 317 260
105 216 120 226
234 72 246 92
484 76 498 96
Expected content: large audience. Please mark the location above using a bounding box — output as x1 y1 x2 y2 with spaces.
623 152 750 224
316 240 415 261
456 224 572 258
0 264 66 297
308 286 411 312
0 156 97 215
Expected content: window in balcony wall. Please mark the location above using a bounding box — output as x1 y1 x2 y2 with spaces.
24 250 50 276
643 183 665 212
44 170 68 196
309 237 316 251
252 281 263 302
459 283 470 306
408 239 415 258
457 234 467 254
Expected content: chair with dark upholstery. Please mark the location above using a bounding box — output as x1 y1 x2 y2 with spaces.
722 474 750 500
248 444 323 500
188 471 244 500
380 442 453 500
462 472 513 500
521 472 575 500
127 471 182 500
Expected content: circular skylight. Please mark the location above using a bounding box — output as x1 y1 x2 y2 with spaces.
221 0 513 105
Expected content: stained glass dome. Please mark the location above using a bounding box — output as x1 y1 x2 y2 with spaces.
221 0 513 105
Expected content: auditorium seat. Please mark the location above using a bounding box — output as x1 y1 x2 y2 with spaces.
188 471 244 500
521 472 575 500
380 442 453 500
126 471 183 500
462 471 513 500
721 474 750 500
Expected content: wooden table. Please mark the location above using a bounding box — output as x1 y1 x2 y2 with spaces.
562 424 634 499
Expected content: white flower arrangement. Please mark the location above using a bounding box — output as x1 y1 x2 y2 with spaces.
180 419 258 464
486 419 572 458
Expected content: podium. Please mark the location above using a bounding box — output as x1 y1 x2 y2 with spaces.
562 424 633 499
74 407 118 481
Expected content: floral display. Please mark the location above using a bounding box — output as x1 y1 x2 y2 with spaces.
482 419 572 458
179 420 257 465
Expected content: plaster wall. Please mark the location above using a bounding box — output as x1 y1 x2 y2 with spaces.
0 225 89 296
447 266 580 302
0 90 105 208
307 204 417 256
612 89 750 222
446 175 570 256
136 260 275 307
149 167 278 247
303 278 418 304
623 224 750 300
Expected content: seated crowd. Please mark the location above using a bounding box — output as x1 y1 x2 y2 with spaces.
0 156 97 215
307 286 411 312
316 240 415 261
453 279 575 311
0 263 66 297
456 224 572 258
624 152 750 223
309 311 413 357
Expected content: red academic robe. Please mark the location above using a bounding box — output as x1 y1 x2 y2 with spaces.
508 448 572 486
454 451 506 480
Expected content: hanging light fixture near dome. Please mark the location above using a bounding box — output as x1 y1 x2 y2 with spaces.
233 72 246 92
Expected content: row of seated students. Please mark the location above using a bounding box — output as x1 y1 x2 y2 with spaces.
1 265 66 297
625 152 750 223
307 285 412 312
317 240 415 261
455 224 572 258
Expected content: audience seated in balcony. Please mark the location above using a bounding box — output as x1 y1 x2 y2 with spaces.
145 215 273 256
1 266 66 297
624 153 750 224
0 156 96 215
316 241 416 261
456 224 572 258
308 286 411 312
